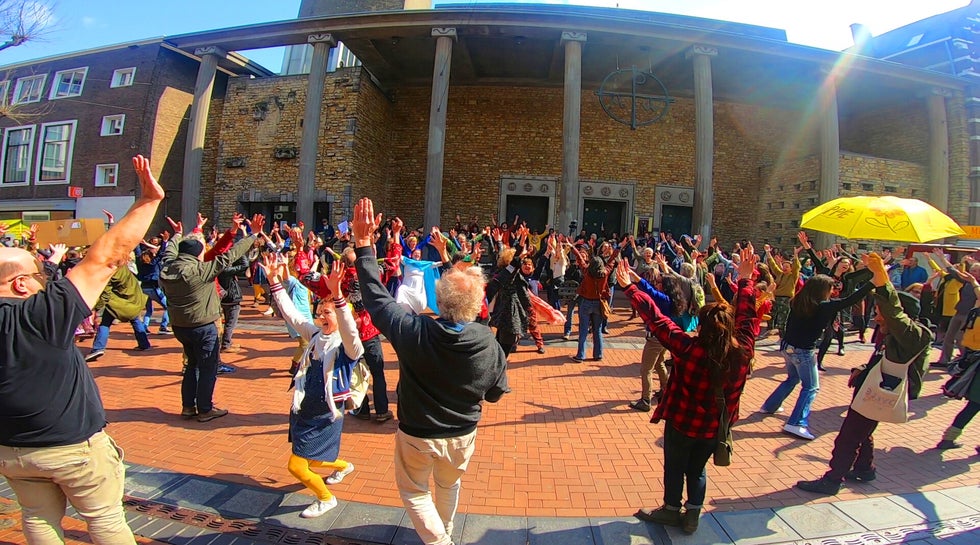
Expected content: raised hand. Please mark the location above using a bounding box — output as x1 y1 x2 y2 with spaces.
615 258 631 288
352 198 382 249
102 209 114 224
247 213 266 235
28 224 38 239
231 212 246 231
797 231 810 249
47 243 69 265
736 245 758 280
325 259 345 297
259 253 281 284
166 216 183 236
132 155 165 201
705 270 718 289
861 252 889 287
196 212 208 231
0 222 7 235
430 226 447 252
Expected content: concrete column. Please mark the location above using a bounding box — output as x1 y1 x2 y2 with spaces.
181 46 224 227
816 77 841 250
423 27 456 229
689 45 717 240
559 31 587 235
297 34 335 229
927 88 951 211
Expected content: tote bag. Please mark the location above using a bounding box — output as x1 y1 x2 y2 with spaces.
851 347 924 424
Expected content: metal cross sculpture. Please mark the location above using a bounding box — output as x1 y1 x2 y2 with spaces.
596 66 673 130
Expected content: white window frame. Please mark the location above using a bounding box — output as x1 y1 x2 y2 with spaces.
0 125 35 187
23 211 50 222
94 163 118 187
49 67 88 100
35 120 77 185
100 114 125 136
12 74 47 104
0 81 8 106
110 67 136 88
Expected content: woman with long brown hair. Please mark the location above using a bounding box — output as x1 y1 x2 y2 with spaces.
762 271 873 440
618 248 759 535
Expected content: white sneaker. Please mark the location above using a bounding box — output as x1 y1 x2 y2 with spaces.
325 463 354 485
300 497 337 518
783 424 815 440
760 405 784 414
262 308 275 316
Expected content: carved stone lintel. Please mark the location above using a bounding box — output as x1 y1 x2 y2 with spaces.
432 27 457 40
687 44 718 59
308 33 335 45
273 147 299 160
225 157 247 168
194 46 226 58
561 31 588 44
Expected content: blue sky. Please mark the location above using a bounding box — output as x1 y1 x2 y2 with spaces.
0 0 970 72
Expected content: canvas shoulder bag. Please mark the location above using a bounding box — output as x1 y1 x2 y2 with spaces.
851 345 927 424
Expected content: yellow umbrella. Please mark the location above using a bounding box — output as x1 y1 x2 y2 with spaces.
801 196 964 243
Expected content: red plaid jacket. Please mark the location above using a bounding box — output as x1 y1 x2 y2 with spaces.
626 278 759 439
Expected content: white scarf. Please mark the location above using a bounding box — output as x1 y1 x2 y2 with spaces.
291 331 343 419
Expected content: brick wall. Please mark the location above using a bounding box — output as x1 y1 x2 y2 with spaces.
759 153 928 248
841 98 929 164
298 0 403 16
211 67 958 247
212 70 362 225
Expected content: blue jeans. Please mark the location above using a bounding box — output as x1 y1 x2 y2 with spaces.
563 296 579 337
92 312 151 351
575 298 603 360
763 347 819 427
142 287 169 329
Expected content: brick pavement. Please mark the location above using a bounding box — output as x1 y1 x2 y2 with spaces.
81 302 979 521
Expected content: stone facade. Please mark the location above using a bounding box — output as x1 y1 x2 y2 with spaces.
209 65 957 247
759 152 929 248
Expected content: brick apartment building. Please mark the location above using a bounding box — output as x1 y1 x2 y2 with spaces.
0 39 269 234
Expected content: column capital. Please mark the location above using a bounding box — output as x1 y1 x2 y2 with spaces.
308 33 336 45
193 46 226 58
686 44 718 59
561 31 587 44
931 87 954 97
432 27 457 40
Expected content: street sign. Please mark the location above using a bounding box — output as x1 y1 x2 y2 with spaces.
68 186 83 198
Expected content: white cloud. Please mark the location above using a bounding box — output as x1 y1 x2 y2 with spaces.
81 16 96 28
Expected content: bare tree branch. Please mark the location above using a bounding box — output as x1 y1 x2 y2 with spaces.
0 0 56 52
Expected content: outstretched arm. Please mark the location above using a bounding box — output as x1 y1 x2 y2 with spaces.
67 155 164 308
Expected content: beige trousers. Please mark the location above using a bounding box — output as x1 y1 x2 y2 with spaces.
394 428 477 545
0 431 134 545
640 335 669 402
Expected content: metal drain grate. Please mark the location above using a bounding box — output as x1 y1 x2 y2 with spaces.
122 497 377 545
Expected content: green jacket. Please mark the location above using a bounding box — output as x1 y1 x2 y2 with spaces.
854 283 932 399
159 234 256 328
96 267 148 322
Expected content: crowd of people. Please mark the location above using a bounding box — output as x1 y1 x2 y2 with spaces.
2 162 980 543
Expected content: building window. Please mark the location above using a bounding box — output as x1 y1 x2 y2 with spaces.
764 221 771 229
49 68 87 99
884 185 898 193
808 181 817 190
842 182 852 191
0 125 35 186
12 74 46 104
36 121 76 184
793 202 801 209
100 114 125 136
94 163 118 187
790 220 800 228
808 197 817 205
22 211 49 222
0 81 8 105
911 189 918 197
110 67 136 88
861 182 875 191
794 183 801 191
